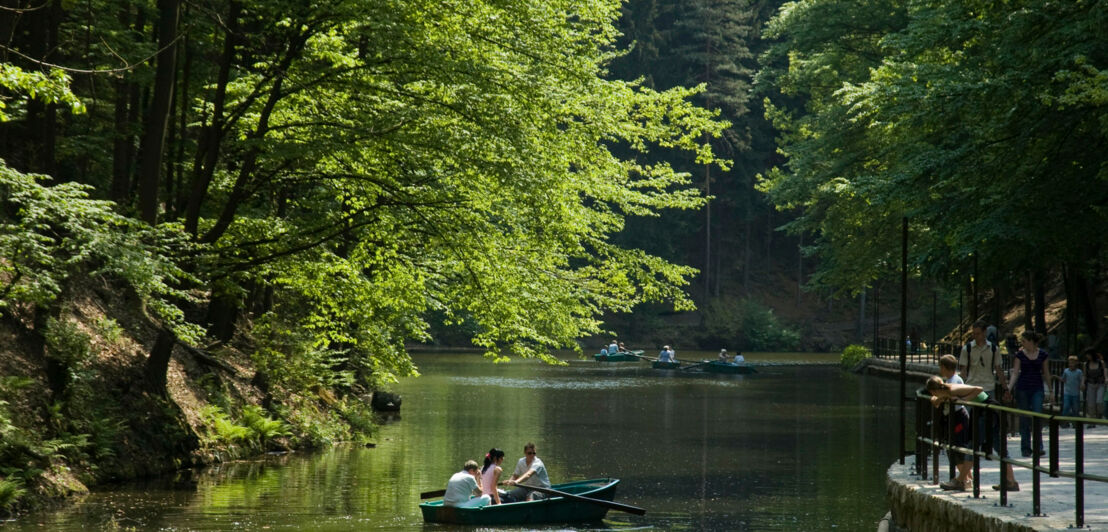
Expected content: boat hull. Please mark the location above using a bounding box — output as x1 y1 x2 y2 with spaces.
702 361 757 374
420 478 619 525
651 361 680 369
593 350 643 362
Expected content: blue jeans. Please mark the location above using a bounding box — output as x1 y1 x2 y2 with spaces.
1015 388 1044 455
1063 394 1080 418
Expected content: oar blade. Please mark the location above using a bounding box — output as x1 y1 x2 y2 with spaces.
420 488 447 499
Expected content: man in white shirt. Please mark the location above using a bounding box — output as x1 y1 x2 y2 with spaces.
504 442 550 501
958 319 1005 399
443 460 489 508
658 345 675 362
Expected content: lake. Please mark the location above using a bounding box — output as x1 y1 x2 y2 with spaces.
5 351 903 531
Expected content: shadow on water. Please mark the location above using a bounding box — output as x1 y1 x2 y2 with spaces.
4 351 901 531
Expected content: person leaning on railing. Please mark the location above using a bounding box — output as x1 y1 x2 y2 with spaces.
926 376 1020 491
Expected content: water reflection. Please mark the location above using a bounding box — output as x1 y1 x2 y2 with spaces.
4 351 900 531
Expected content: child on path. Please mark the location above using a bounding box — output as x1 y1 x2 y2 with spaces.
1059 355 1083 422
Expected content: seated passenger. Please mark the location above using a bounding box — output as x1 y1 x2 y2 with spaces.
481 448 506 505
658 345 675 362
609 339 620 354
733 352 745 365
444 460 490 508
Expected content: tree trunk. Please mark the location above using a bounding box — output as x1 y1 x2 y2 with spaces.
137 0 182 224
184 0 240 236
857 288 866 342
200 31 305 244
22 1 62 176
1075 268 1100 338
1023 271 1034 331
206 292 239 343
173 18 193 218
144 327 178 395
1033 269 1047 333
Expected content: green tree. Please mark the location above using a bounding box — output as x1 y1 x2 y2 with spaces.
759 0 1108 338
2 0 729 399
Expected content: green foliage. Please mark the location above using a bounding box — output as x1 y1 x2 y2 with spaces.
199 406 252 447
200 405 290 451
0 164 201 342
840 344 872 370
739 299 801 351
44 317 92 373
697 297 800 350
240 406 291 448
94 317 124 345
759 0 1108 294
0 477 26 515
0 64 85 121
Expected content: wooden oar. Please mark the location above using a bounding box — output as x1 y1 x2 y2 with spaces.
627 351 658 362
420 488 447 499
521 484 646 515
680 360 712 371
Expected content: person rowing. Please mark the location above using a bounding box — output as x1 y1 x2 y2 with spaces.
503 442 551 502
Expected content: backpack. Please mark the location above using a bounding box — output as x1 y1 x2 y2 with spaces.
963 340 998 383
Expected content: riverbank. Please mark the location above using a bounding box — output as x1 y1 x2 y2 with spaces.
0 281 381 516
866 357 1108 531
887 428 1108 531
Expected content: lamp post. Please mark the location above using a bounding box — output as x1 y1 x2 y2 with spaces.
900 216 908 464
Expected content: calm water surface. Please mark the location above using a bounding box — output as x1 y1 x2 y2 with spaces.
5 351 903 531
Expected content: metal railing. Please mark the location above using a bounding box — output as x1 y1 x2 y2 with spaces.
913 389 1108 527
873 338 1070 403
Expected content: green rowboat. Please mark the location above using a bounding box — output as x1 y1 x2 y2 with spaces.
651 360 680 369
593 350 644 362
702 360 757 374
420 478 620 525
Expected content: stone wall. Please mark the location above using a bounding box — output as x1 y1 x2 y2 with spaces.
886 476 1034 532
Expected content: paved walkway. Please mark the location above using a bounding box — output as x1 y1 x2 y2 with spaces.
888 424 1108 530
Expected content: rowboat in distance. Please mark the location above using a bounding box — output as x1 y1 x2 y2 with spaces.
420 478 620 525
593 350 644 362
651 360 680 369
701 360 757 375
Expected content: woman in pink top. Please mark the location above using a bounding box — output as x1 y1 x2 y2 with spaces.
480 448 506 504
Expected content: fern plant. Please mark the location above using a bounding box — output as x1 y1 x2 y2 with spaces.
0 477 26 514
241 406 291 449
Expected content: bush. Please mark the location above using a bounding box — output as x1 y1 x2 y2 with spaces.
840 344 872 370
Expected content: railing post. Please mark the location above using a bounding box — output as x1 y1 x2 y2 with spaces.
946 404 955 482
1076 421 1085 528
1049 418 1059 477
915 395 925 478
1033 416 1042 516
931 401 939 484
999 405 1009 507
971 405 980 497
